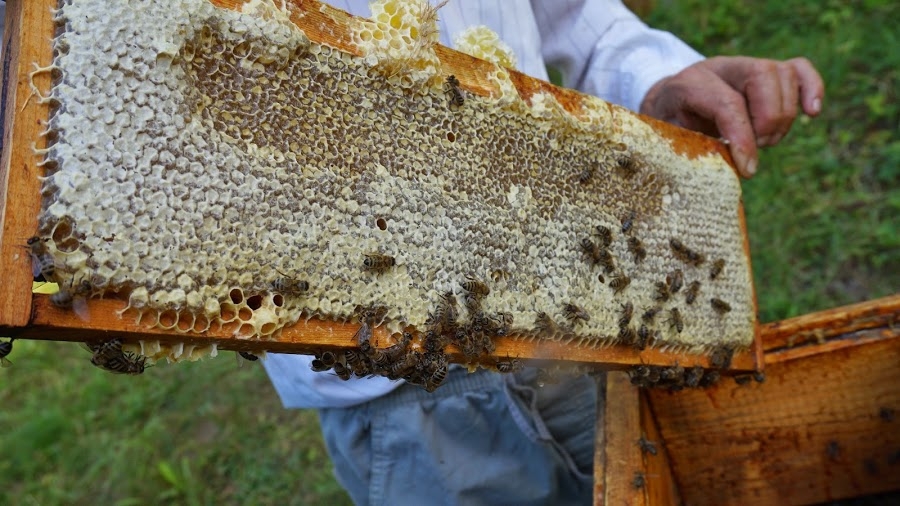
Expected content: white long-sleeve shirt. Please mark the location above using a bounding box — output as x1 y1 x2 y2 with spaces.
264 0 704 409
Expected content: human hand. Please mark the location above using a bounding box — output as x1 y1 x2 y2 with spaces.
639 56 824 178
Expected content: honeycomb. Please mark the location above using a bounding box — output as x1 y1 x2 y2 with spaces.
35 0 754 361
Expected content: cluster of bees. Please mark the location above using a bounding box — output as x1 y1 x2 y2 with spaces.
84 338 149 375
628 344 764 390
311 307 451 392
574 196 735 350
308 271 524 391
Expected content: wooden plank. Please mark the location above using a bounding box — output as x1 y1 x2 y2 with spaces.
648 334 900 505
0 0 55 327
15 295 754 369
1 0 761 372
761 293 900 353
640 392 683 505
600 371 646 505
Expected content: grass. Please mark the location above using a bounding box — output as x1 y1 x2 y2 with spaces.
645 0 900 321
2 0 898 504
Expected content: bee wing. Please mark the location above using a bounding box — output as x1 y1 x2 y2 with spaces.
235 352 245 368
1 357 13 368
72 297 91 322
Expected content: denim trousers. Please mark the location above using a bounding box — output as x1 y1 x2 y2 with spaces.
318 367 600 506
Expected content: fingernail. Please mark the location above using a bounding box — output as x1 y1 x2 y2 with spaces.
812 97 821 114
745 158 757 177
757 136 772 147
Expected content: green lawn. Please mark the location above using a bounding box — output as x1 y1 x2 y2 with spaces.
2 1 897 504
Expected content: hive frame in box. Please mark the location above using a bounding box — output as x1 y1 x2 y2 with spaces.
0 0 762 372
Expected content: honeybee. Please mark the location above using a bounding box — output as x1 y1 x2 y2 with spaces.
535 312 563 336
668 308 684 333
272 269 310 294
50 279 91 321
333 361 352 381
319 350 338 368
354 320 373 346
733 374 752 385
444 75 465 107
581 238 602 264
699 370 720 387
0 338 14 368
609 272 631 294
388 352 418 379
684 281 701 304
578 165 595 184
621 210 636 234
685 366 704 388
461 275 490 297
99 352 148 375
618 325 637 346
239 351 259 362
669 238 705 266
363 253 396 274
50 289 74 308
627 237 646 263
617 302 634 327
310 357 331 372
344 349 371 376
27 236 55 281
563 303 591 325
647 366 662 384
635 325 650 351
617 155 638 178
653 281 671 303
710 298 732 314
85 339 123 365
594 225 613 248
632 472 646 489
710 259 725 280
667 269 684 294
709 345 734 369
641 306 661 323
660 362 684 381
496 355 522 373
425 363 448 392
490 312 514 337
638 436 658 456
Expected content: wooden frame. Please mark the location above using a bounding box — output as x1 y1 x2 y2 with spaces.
0 0 762 372
596 294 900 505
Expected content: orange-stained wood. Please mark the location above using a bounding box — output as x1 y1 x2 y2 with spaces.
0 0 55 327
761 293 900 354
599 371 646 506
17 294 754 370
1 0 761 372
639 391 683 505
648 335 900 506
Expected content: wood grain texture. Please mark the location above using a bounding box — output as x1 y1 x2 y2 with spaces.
640 391 683 506
0 0 54 327
648 336 900 506
761 294 900 353
17 295 755 370
1 0 762 372
599 371 646 506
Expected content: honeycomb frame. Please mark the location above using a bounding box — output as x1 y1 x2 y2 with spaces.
0 0 761 371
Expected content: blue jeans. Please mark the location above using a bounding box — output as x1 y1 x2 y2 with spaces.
318 367 599 505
